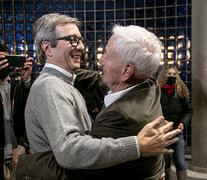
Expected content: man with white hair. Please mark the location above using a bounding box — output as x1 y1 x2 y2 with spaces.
71 25 166 179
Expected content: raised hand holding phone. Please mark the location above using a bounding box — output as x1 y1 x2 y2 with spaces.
17 57 33 82
0 52 9 70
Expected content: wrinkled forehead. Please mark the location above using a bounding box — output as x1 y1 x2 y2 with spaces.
106 35 118 56
107 34 117 46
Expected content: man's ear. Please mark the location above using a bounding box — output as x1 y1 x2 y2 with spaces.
122 63 134 81
41 41 52 57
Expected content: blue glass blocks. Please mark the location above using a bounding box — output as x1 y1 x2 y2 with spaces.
96 1 104 10
16 44 24 52
25 13 34 22
16 33 24 41
25 3 34 11
96 12 104 20
26 33 33 41
15 23 24 32
4 12 13 21
5 23 13 31
5 33 13 42
36 3 44 11
76 2 84 11
15 12 23 21
14 2 23 11
3 2 12 10
0 0 191 90
56 3 64 11
65 3 74 11
46 3 54 11
106 1 114 9
86 2 94 10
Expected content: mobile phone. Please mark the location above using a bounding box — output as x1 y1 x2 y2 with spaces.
5 55 26 67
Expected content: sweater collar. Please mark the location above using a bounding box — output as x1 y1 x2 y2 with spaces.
44 63 73 78
41 66 77 85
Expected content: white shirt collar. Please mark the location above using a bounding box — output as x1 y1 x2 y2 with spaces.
104 85 138 108
44 63 76 80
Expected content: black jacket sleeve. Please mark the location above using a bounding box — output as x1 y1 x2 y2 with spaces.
75 69 108 102
86 109 131 139
11 77 32 153
180 98 193 125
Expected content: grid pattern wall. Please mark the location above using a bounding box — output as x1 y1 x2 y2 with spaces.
0 0 192 146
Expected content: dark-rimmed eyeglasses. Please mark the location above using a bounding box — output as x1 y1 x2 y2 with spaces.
56 35 87 47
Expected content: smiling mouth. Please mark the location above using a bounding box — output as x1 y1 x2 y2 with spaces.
71 55 81 60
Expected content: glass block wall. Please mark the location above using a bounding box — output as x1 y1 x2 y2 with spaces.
0 0 192 146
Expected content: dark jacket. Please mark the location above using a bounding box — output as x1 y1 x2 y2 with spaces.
160 88 193 126
72 77 164 180
0 93 4 180
0 77 31 161
74 69 108 120
75 69 108 103
10 77 31 149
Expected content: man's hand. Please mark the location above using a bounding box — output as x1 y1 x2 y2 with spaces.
160 168 165 180
17 57 33 82
137 116 182 157
178 123 184 130
0 52 9 70
12 145 26 169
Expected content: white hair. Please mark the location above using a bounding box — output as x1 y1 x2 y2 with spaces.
112 25 162 80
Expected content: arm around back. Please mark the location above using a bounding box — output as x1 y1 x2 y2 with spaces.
25 73 139 170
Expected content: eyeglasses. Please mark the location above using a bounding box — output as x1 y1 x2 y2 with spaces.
56 35 87 47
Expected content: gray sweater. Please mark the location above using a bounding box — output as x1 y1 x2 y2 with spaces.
25 67 139 170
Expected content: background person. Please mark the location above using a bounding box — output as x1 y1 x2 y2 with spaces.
74 71 104 120
157 64 193 180
0 44 33 180
75 56 104 120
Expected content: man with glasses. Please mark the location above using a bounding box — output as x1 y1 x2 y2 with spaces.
56 35 87 47
24 13 181 178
